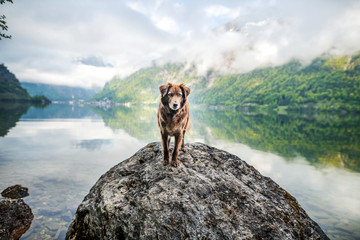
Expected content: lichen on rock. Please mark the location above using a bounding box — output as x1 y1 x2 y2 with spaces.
66 142 329 240
0 185 33 240
1 184 29 199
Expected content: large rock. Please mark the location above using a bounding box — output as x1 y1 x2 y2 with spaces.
0 198 34 240
66 142 329 240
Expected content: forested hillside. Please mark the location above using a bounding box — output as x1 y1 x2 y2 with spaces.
92 64 200 103
94 54 360 111
22 82 99 101
0 64 51 105
195 55 360 111
0 64 32 101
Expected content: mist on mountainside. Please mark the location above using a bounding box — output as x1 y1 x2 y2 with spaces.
2 0 360 89
157 11 360 77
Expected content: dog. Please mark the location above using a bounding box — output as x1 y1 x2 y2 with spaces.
157 83 191 167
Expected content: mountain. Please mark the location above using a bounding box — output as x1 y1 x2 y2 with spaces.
195 55 360 110
21 82 100 101
0 64 32 101
92 63 200 103
93 54 360 111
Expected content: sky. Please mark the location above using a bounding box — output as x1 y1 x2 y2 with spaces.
1 0 360 89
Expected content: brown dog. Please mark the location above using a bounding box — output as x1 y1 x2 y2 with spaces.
157 83 191 167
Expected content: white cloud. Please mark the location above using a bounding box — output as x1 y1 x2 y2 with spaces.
126 0 181 34
19 64 118 89
205 4 241 19
155 16 179 34
1 0 360 88
162 0 360 75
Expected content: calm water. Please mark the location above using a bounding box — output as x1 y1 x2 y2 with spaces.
0 103 359 240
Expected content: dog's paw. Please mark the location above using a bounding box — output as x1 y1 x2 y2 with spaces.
163 159 170 166
181 147 187 152
171 160 180 167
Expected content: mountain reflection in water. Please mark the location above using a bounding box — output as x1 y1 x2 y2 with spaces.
94 105 360 172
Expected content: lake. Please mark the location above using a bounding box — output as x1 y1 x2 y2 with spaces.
0 103 359 240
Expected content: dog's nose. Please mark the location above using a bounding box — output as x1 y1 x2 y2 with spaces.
173 103 178 108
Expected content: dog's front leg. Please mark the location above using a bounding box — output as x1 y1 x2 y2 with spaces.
181 130 187 152
171 133 182 167
161 133 170 165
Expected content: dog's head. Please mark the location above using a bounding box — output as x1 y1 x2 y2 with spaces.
159 83 190 111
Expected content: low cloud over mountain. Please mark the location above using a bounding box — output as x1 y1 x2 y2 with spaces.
1 0 360 88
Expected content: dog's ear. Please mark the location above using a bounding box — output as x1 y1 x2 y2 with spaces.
159 83 171 97
180 84 190 97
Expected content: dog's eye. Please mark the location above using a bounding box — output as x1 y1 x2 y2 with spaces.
168 93 173 97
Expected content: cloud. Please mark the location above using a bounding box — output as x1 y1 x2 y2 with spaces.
0 0 174 88
161 0 360 75
76 55 113 68
125 1 184 34
0 0 360 88
205 4 242 20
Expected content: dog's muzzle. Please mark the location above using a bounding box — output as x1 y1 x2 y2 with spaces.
170 103 180 110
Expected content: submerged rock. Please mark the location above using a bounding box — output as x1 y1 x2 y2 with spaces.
1 184 29 199
66 142 329 240
0 198 34 240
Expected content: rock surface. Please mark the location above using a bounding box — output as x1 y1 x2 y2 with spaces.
0 198 34 240
1 184 29 199
66 142 329 240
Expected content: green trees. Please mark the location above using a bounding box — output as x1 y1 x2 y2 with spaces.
0 0 13 40
196 54 360 111
0 64 31 101
93 64 195 103
94 53 360 112
0 64 51 104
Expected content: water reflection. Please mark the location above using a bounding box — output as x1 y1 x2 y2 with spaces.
96 105 360 172
0 103 359 240
74 139 113 151
0 102 31 137
90 105 159 140
194 109 360 172
23 103 99 119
